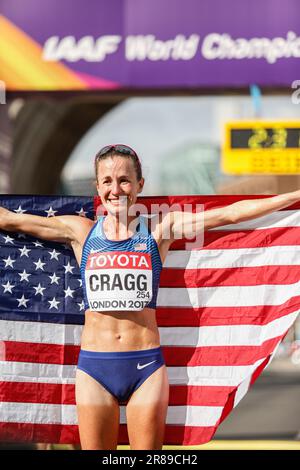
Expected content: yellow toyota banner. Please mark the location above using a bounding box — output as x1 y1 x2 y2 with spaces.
222 121 300 175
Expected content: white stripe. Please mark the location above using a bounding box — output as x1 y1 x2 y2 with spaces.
0 320 82 345
166 405 222 427
0 402 76 425
233 375 251 408
124 404 222 426
167 358 267 386
165 245 300 269
1 310 298 348
151 209 300 231
158 283 300 308
0 402 223 427
234 354 275 409
0 358 267 387
160 311 299 347
209 210 300 231
0 361 77 384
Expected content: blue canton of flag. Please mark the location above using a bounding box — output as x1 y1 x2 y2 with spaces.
0 195 94 325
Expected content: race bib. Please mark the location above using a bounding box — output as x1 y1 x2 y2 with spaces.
85 251 153 311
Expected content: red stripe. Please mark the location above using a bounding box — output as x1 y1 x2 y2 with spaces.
95 194 300 211
203 227 300 249
170 227 300 250
156 296 300 326
0 421 217 446
119 424 218 446
94 194 300 213
220 355 272 425
250 355 272 386
0 422 80 445
0 381 238 407
3 342 80 365
163 337 281 366
0 381 75 405
2 336 281 367
169 385 236 406
219 389 236 425
160 265 300 288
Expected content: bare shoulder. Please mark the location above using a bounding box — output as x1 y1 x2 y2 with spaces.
148 212 173 241
59 215 96 265
58 214 95 231
147 212 174 263
58 215 95 244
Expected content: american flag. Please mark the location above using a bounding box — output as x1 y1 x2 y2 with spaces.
0 194 300 446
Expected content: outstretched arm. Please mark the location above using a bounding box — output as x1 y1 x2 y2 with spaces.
0 206 90 244
206 189 300 228
167 189 300 240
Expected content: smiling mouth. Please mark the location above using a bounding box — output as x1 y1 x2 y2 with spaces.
108 197 129 206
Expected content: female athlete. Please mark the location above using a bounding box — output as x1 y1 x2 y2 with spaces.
1 144 300 450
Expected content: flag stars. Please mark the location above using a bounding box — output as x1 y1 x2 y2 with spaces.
2 280 15 293
14 205 27 214
3 256 16 268
48 297 60 310
48 249 60 261
64 286 75 298
76 207 88 217
19 245 31 257
33 240 44 248
18 270 31 282
33 258 46 271
45 207 58 217
17 295 30 308
33 283 46 297
3 235 14 244
77 300 85 311
48 273 60 285
64 262 75 274
77 279 83 287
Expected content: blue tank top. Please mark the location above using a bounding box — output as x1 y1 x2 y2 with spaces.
80 215 162 312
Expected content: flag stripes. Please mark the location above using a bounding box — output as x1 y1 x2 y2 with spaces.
1 310 297 347
1 194 300 446
0 336 282 366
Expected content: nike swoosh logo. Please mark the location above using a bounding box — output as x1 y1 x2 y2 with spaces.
137 360 157 370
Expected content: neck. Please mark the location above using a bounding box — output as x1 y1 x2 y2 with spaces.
104 213 139 240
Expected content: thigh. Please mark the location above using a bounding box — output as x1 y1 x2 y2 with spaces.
75 368 120 450
126 365 169 450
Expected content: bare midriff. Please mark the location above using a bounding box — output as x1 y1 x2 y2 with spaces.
80 308 161 352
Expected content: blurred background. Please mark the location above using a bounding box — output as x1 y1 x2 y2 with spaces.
1 0 300 449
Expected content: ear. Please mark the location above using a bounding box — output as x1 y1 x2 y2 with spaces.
94 179 100 195
138 177 145 193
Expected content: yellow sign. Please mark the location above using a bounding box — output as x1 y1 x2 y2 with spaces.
222 121 300 174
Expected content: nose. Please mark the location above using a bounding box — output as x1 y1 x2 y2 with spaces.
111 180 122 195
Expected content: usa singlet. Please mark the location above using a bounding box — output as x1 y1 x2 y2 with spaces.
80 215 163 312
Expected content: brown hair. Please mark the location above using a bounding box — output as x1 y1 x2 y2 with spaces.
94 145 143 182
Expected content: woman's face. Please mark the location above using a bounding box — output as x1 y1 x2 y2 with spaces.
96 155 144 216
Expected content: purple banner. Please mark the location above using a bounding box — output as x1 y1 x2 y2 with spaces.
1 0 300 90
0 104 11 193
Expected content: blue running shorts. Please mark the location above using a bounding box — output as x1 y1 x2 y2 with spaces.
77 347 165 403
